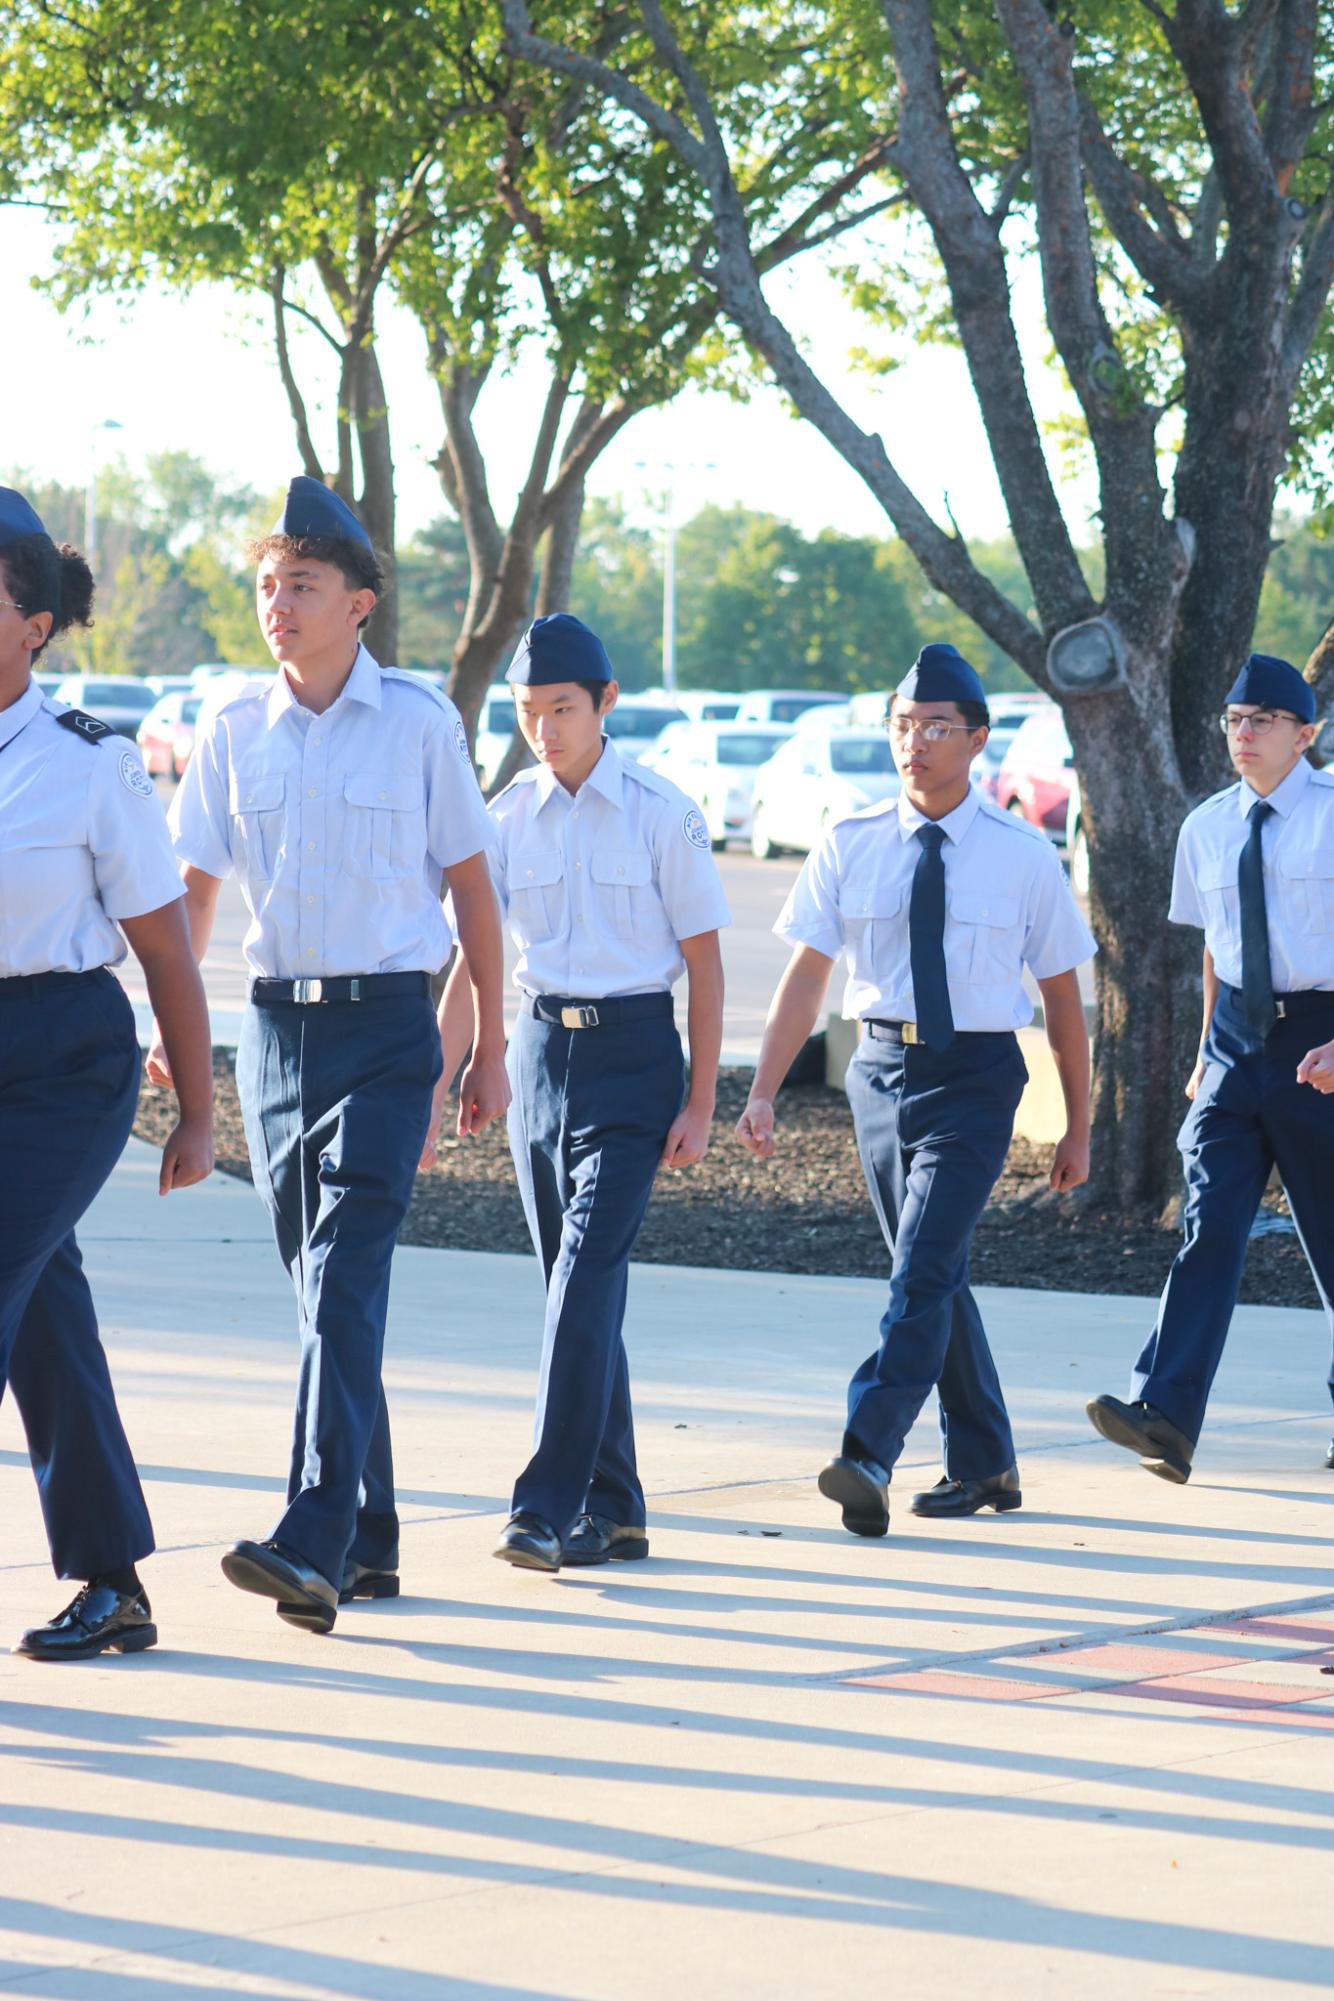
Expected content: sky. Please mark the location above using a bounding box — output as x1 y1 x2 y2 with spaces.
4 202 1099 551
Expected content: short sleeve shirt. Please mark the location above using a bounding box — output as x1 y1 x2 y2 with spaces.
170 647 492 978
0 682 184 976
776 786 1096 1029
482 739 731 996
1170 757 1334 991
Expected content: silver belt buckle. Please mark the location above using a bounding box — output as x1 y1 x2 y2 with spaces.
901 1020 919 1045
291 978 323 1004
561 1004 599 1030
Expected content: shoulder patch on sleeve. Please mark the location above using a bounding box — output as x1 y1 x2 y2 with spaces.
56 708 114 746
117 748 156 799
682 805 712 850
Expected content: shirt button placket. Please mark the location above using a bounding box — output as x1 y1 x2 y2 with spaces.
299 718 329 970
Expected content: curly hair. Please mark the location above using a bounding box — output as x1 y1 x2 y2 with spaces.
1 534 95 656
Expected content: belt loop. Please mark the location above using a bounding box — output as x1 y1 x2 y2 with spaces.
349 978 361 1003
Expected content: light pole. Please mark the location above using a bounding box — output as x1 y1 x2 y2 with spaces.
85 418 123 571
636 459 714 696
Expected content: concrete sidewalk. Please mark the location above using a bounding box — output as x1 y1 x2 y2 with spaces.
2 1143 1333 1999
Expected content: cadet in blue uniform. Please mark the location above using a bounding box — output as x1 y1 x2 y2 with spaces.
439 615 728 1571
1088 652 1334 1481
158 477 506 1633
0 487 213 1660
737 645 1095 1534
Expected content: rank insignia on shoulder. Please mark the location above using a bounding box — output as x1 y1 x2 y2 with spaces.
56 708 114 744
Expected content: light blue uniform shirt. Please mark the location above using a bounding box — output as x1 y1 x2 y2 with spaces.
0 682 183 977
484 740 731 997
169 646 491 978
777 785 1096 1029
1169 755 1334 992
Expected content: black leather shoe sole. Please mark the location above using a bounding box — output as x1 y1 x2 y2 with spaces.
494 1537 561 1573
909 1487 1022 1518
818 1459 889 1538
562 1534 650 1566
16 1621 157 1662
1326 1443 1334 1471
1086 1399 1191 1484
338 1570 400 1605
221 1547 337 1633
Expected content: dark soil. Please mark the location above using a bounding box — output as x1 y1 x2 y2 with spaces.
132 1055 1320 1308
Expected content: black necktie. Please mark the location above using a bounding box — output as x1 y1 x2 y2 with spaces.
909 823 955 1050
1238 798 1276 1037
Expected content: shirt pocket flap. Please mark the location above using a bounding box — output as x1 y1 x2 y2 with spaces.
1196 856 1239 891
591 849 653 888
230 773 284 813
508 846 564 890
344 771 422 811
839 881 906 920
950 889 1020 928
1277 849 1330 881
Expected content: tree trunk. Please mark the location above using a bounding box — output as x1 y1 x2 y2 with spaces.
352 340 398 665
484 476 590 798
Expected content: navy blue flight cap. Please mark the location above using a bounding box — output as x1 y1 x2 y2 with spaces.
895 641 987 709
506 613 613 687
1224 651 1315 724
0 486 48 548
272 475 372 551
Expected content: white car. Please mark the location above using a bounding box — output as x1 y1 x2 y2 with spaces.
750 727 900 858
673 690 744 722
602 696 687 763
473 684 518 789
732 689 848 726
648 721 794 848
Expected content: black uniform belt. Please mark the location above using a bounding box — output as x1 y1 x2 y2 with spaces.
523 991 674 1031
1219 984 1334 1021
0 968 111 998
862 1017 1009 1045
250 972 432 1006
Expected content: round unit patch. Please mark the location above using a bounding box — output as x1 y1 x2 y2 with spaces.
682 807 711 850
454 718 469 758
118 750 156 799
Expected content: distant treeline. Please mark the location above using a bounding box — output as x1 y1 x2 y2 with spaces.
14 456 1332 697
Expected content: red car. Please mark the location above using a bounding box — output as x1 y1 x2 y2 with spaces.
137 690 203 782
994 703 1073 841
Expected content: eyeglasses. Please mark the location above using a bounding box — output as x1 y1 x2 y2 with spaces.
889 718 978 743
1219 710 1301 736
0 599 25 614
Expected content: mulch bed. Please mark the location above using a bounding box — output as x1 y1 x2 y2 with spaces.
132 1055 1320 1309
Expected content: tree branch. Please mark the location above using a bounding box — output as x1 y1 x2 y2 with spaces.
752 134 898 272
271 270 325 480
499 0 709 173
1077 97 1204 312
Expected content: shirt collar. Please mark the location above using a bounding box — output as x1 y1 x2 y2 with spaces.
534 736 624 812
897 783 980 846
0 678 45 753
266 642 382 726
1239 754 1311 820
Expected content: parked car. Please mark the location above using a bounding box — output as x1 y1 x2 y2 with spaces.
34 672 63 698
602 696 687 763
647 721 793 848
473 684 518 790
137 690 204 782
145 673 198 698
674 690 743 722
750 728 900 858
790 700 852 735
733 689 848 726
52 675 159 739
974 693 1051 801
994 702 1073 840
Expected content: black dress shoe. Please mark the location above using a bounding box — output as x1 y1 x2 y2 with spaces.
15 1581 157 1661
910 1467 1022 1517
1326 1437 1334 1471
339 1560 401 1605
817 1455 890 1537
562 1515 650 1565
221 1539 338 1632
1087 1395 1193 1484
494 1512 561 1572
